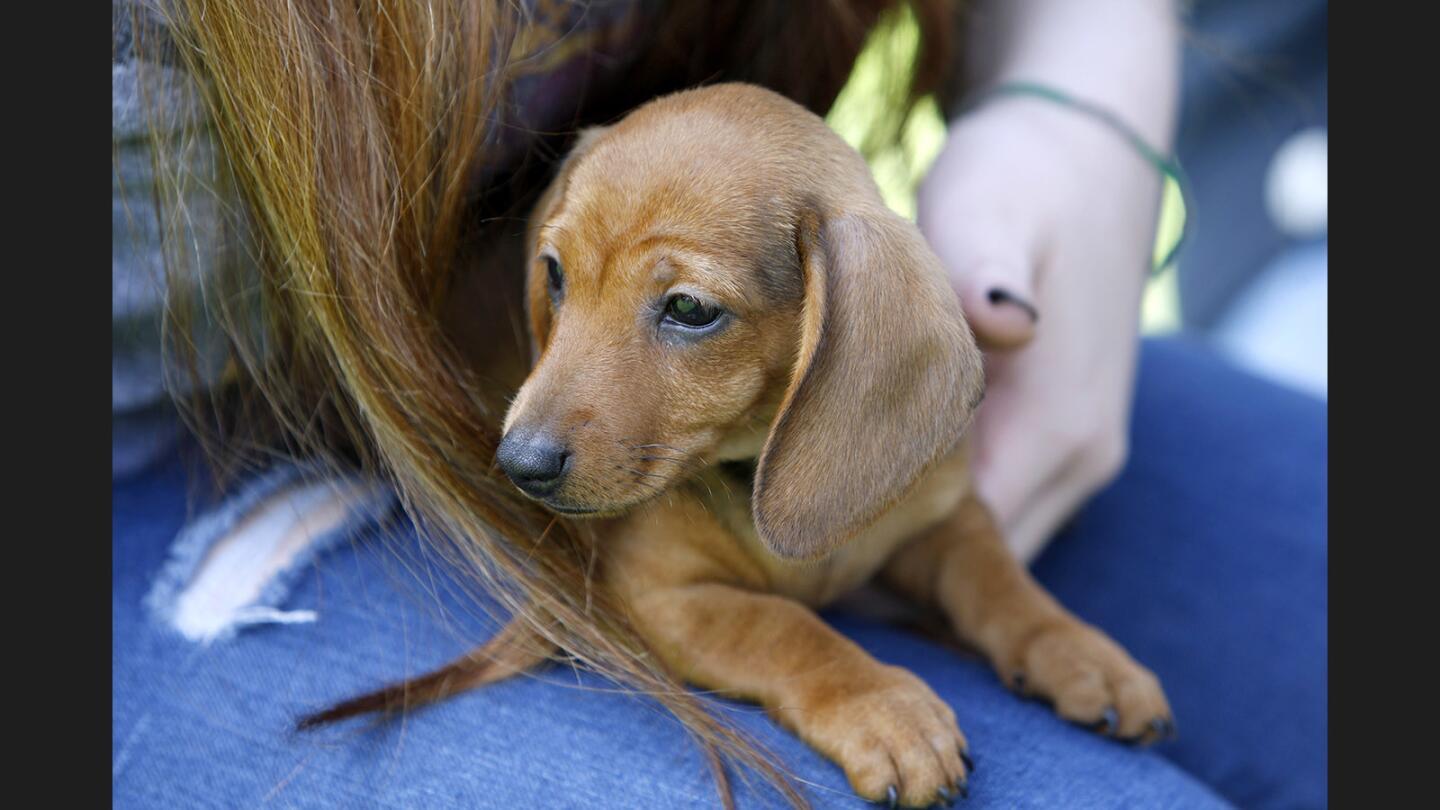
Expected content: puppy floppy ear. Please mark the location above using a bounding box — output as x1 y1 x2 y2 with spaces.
524 126 609 358
753 206 986 561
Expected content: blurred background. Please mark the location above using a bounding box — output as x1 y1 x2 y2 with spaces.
826 2 1327 401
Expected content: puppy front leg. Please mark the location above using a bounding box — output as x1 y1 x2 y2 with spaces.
629 583 972 807
883 494 1175 743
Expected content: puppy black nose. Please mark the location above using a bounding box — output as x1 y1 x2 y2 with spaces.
496 428 571 497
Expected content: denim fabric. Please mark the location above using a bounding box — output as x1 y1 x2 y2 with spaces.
1033 337 1327 809
113 339 1325 808
140 461 397 644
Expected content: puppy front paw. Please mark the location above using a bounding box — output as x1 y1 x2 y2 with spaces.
1005 620 1174 744
777 665 972 808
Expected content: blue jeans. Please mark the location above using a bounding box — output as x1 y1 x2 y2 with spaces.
112 339 1327 808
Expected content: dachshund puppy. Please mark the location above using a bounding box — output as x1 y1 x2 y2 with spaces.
498 83 1172 807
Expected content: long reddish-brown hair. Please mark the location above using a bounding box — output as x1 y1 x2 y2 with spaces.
133 2 960 806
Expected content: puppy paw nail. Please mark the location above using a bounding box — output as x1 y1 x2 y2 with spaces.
1154 715 1178 740
1096 706 1118 735
1148 716 1167 740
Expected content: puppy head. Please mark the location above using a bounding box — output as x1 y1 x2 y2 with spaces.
499 85 983 555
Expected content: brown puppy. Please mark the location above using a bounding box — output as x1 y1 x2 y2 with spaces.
498 83 1172 808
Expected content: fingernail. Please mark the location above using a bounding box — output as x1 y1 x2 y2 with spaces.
987 288 1039 322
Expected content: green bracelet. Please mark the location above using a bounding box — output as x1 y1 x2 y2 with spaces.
965 81 1191 276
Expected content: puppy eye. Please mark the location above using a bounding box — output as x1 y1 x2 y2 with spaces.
543 255 563 298
664 294 721 328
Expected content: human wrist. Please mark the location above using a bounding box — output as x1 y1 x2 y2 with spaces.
962 0 1181 151
945 83 1184 277
936 93 1160 207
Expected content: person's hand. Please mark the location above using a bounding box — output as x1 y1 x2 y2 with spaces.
918 96 1164 563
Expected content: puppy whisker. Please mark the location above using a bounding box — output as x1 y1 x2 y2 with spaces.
635 456 708 484
627 442 688 454
628 479 667 497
